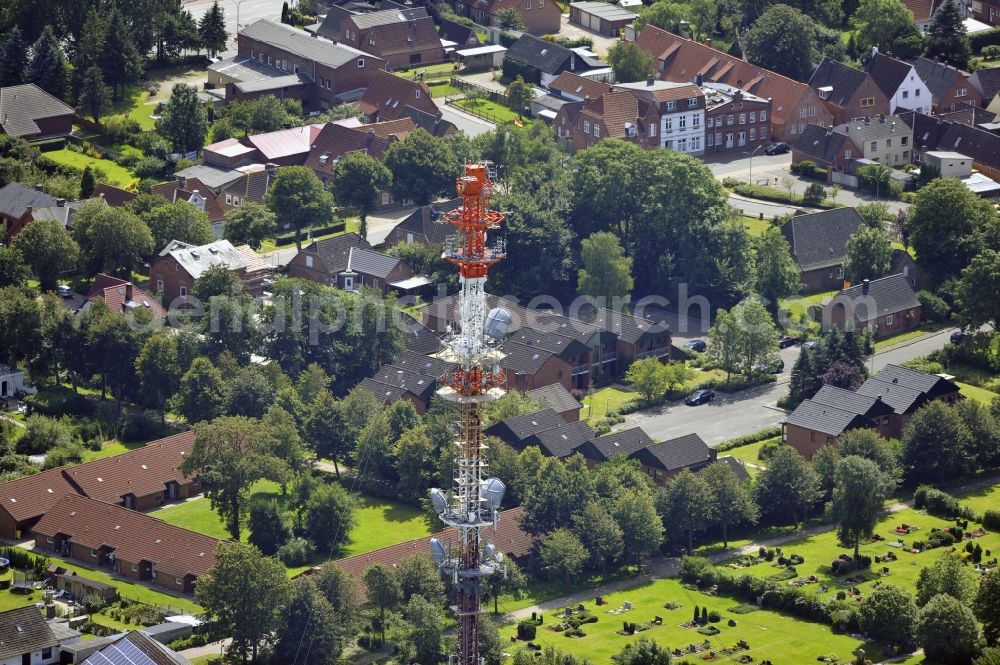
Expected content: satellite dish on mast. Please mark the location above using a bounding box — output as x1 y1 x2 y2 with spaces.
485 307 512 340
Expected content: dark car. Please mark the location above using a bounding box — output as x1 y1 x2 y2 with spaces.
764 142 789 156
778 335 800 349
950 331 972 344
684 339 707 353
685 389 716 406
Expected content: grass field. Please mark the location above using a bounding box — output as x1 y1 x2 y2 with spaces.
738 214 773 237
716 501 1000 602
453 98 531 125
44 149 136 186
429 82 462 98
874 325 942 351
151 480 435 570
720 437 777 477
958 482 1000 516
956 381 1000 405
80 439 146 463
582 386 637 420
781 290 838 321
500 577 888 664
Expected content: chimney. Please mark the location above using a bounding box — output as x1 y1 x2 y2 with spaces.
695 73 704 86
266 162 278 175
125 283 133 302
704 37 712 48
862 279 870 295
45 603 55 620
872 45 878 57
396 370 405 387
56 198 65 207
34 183 43 191
26 205 32 215
646 75 654 87
176 174 186 189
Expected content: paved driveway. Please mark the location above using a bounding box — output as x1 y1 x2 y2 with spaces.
437 102 496 136
557 14 620 56
622 326 958 445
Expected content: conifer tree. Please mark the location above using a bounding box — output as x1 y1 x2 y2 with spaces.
28 26 70 100
199 1 228 57
0 27 29 87
924 0 970 69
73 8 106 99
101 7 144 99
79 66 111 122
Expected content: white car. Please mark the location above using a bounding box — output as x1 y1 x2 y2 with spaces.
56 284 74 298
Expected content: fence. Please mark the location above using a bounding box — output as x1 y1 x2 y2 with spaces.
449 77 507 106
445 98 509 126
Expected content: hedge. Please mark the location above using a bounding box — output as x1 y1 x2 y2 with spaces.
913 485 977 520
971 27 1000 52
717 426 782 452
273 221 346 246
984 510 1000 530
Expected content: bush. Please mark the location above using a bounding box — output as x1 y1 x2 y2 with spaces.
102 115 141 143
134 132 172 159
277 538 315 566
791 161 827 180
971 27 1000 52
802 182 826 204
16 415 76 455
984 510 1000 530
701 374 776 393
717 426 782 452
914 485 976 519
25 388 93 417
517 621 537 640
133 157 168 179
708 610 721 623
917 290 950 323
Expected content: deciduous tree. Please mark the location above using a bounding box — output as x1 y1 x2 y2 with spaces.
302 482 356 555
607 41 652 84
12 219 79 291
173 356 226 424
744 4 816 81
858 584 918 651
363 564 400 644
844 223 893 283
657 469 714 553
702 461 758 549
495 7 525 29
140 200 213 252
273 577 344 665
901 401 976 485
957 249 1000 331
976 568 1000 646
248 500 291 556
158 83 209 153
753 227 800 314
754 444 820 525
918 593 980 664
224 203 275 250
539 527 588 587
72 202 154 277
916 553 978 606
384 128 458 205
578 231 633 303
331 152 391 240
135 332 180 423
831 455 895 558
266 166 334 250
853 0 922 58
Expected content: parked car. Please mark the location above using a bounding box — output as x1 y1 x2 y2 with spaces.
685 389 716 406
764 142 789 155
56 284 73 298
950 331 972 344
752 358 785 374
778 335 800 349
802 341 818 350
684 339 707 353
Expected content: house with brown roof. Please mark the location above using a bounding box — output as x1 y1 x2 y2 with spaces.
357 69 439 121
548 71 613 102
448 0 561 35
561 90 658 153
809 57 890 125
0 432 199 540
33 494 220 594
701 82 771 154
864 49 931 115
913 57 974 113
0 606 81 665
825 274 922 338
304 118 414 197
149 177 228 227
0 83 75 141
633 26 832 141
92 183 138 208
615 79 706 153
340 8 445 70
85 274 167 320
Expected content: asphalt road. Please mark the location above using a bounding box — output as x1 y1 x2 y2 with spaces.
621 326 958 446
184 0 282 37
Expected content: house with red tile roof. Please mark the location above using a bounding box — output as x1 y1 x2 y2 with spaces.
85 274 167 320
340 8 445 70
304 118 414 186
33 494 219 594
91 183 138 208
560 90 658 153
633 26 833 141
149 177 227 226
0 432 199 540
357 69 439 121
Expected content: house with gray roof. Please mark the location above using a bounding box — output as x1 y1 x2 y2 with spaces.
384 198 461 247
780 207 864 292
504 34 602 87
809 57 890 125
0 182 59 239
0 606 81 665
791 124 863 181
0 83 74 141
287 233 417 294
864 50 931 115
913 57 973 114
526 383 583 421
149 239 269 303
629 433 715 483
825 273 922 339
783 397 881 460
855 363 960 437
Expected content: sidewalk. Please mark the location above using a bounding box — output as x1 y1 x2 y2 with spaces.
179 639 230 660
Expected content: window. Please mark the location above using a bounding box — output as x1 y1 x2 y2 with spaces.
957 88 967 97
357 58 365 68
666 101 676 110
176 577 183 586
903 150 909 159
706 117 714 128
344 276 354 290
664 117 672 130
885 314 894 325
759 110 766 122
887 138 894 148
916 89 921 96
415 89 421 99
251 50 256 59
727 114 734 125
649 123 656 137
233 197 240 206
525 0 531 8
749 112 755 123
845 149 852 160
679 115 686 129
871 141 878 151
267 56 272 65
174 263 179 271
225 194 232 205
974 0 982 9
738 131 745 146
860 97 875 107
725 132 733 146
678 138 687 151
809 106 816 117
749 127 756 140
739 113 746 124
131 564 139 572
294 63 299 73
810 431 816 442
42 648 52 660
306 255 314 268
156 279 164 292
180 286 188 297
692 115 699 128
90 549 98 558
46 537 53 544
790 123 797 134
800 108 807 118
715 132 722 145
691 136 701 150
901 136 908 145
594 124 600 137
837 267 844 279
688 97 697 107
902 90 909 98
707 133 714 146
583 120 590 133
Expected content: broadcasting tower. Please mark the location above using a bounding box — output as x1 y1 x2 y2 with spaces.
429 164 510 665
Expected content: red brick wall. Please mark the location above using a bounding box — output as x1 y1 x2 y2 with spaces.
779 89 835 142
706 98 771 154
800 267 846 293
150 255 194 304
515 0 562 34
508 356 574 392
784 423 836 460
132 492 165 512
32 114 74 139
827 76 890 125
288 253 336 286
0 507 18 540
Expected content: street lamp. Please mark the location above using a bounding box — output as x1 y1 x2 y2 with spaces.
231 0 247 34
748 143 765 185
874 164 890 201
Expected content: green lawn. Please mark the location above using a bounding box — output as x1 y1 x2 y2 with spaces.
396 62 459 79
874 326 934 351
738 214 773 237
957 482 1000 517
44 148 136 187
716 502 1000 602
453 98 531 125
956 381 1000 405
80 439 146 463
720 437 778 477
257 219 361 253
781 290 838 321
429 82 462 98
582 386 637 420
151 480 434 571
500 577 889 664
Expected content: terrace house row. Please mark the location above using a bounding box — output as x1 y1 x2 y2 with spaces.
632 26 833 142
33 494 219 595
783 364 962 458
0 432 199 540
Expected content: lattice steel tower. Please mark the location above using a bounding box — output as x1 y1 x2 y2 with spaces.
429 164 510 665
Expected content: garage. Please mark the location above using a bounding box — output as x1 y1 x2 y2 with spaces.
568 1 636 37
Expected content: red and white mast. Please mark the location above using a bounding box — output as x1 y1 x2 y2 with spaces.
429 164 509 665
